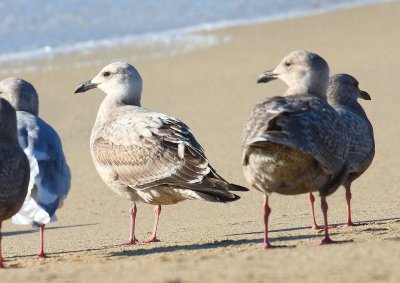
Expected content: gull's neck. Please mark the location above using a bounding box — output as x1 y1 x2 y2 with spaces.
95 86 142 127
329 96 368 118
284 84 327 99
283 70 329 99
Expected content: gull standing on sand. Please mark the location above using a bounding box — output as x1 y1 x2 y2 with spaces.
308 74 374 229
0 98 30 268
242 50 349 248
74 62 247 244
0 78 71 258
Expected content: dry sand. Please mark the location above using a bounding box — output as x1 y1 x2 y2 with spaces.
1 2 399 282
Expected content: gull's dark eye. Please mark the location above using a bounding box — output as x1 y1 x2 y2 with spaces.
285 61 291 67
354 81 359 88
103 71 111 78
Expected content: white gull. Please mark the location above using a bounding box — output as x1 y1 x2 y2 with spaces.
74 61 247 244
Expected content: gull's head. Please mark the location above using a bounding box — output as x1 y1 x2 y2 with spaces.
0 98 18 142
0 77 39 115
257 50 329 98
328 74 370 105
74 61 143 106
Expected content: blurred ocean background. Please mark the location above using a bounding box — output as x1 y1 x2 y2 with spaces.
0 0 388 71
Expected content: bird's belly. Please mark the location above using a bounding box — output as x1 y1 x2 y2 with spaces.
135 187 204 205
91 161 138 201
93 160 204 204
244 144 328 195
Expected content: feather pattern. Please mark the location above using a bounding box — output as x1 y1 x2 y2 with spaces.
243 95 348 175
242 94 349 196
335 107 374 177
91 106 239 205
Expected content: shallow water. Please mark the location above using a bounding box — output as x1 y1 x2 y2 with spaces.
0 0 388 67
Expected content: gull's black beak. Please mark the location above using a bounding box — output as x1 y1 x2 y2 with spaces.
359 90 371 100
74 80 98 94
257 70 278 84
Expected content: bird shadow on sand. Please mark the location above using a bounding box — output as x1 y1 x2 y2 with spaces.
223 216 400 237
5 217 399 262
6 230 323 262
105 232 326 258
2 223 99 237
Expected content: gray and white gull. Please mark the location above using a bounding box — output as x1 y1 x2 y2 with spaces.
308 74 374 229
0 77 71 258
0 98 30 268
74 62 247 244
242 50 350 248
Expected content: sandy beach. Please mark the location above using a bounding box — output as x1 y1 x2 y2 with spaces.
1 1 399 282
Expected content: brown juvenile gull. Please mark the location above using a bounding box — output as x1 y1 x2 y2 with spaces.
0 77 71 258
242 50 350 248
0 98 30 268
308 74 374 229
74 61 248 244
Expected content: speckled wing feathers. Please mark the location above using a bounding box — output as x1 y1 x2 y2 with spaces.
336 107 374 174
243 95 349 177
92 107 234 199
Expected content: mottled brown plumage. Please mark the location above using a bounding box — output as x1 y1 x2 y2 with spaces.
242 51 349 248
91 107 242 205
75 61 247 244
243 95 349 196
0 98 30 268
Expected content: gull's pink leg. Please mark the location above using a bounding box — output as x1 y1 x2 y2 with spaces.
0 222 3 268
340 185 364 227
111 202 138 246
345 185 355 226
262 196 293 249
126 202 139 244
37 224 46 258
319 196 334 244
263 195 273 249
143 205 161 243
317 196 353 245
308 192 320 230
